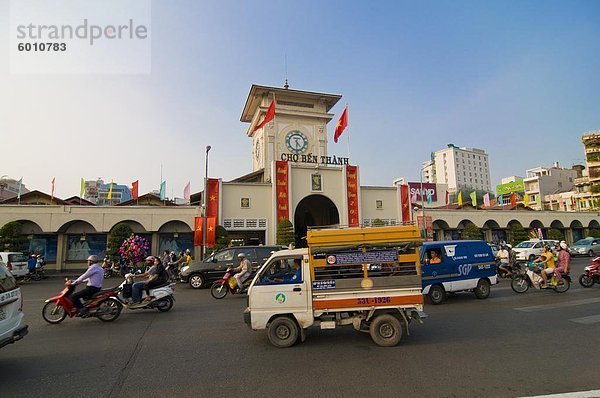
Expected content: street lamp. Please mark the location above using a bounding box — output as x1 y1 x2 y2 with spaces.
202 145 211 260
419 165 427 239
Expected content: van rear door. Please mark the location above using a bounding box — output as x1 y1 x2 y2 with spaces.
0 263 25 349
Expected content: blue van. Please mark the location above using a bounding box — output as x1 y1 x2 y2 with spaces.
420 240 497 304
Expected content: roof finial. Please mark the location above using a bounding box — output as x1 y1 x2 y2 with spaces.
284 53 289 89
284 78 289 89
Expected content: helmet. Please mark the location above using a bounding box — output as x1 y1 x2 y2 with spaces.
185 249 191 254
560 242 568 250
506 244 512 249
145 256 154 262
87 255 100 263
237 253 246 259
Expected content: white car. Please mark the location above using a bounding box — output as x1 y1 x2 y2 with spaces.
0 252 29 278
512 240 559 262
0 260 28 349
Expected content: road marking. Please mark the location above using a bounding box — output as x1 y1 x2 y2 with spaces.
515 297 600 312
570 314 600 325
521 389 600 397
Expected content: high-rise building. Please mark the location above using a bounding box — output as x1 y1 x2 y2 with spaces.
423 144 491 193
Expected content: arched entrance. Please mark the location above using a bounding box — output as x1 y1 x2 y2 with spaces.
294 194 340 247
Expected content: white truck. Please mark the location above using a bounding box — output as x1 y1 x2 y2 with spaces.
244 225 427 347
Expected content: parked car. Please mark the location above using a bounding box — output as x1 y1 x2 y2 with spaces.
511 240 559 262
570 238 600 257
0 260 28 349
0 252 29 278
180 245 285 289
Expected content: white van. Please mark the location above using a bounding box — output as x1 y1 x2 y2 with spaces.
0 261 28 349
0 252 29 278
512 240 559 262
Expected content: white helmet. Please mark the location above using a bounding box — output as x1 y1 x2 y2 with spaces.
237 253 246 259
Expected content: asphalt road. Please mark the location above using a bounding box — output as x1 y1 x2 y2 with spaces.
1 257 600 398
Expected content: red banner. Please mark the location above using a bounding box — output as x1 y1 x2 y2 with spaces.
346 165 359 227
131 180 139 200
194 216 203 246
194 216 216 247
275 161 289 223
206 178 219 221
400 184 410 223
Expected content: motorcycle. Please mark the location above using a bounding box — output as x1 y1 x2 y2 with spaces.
210 268 252 299
103 259 123 279
110 274 175 312
42 280 122 324
511 262 570 294
579 257 600 288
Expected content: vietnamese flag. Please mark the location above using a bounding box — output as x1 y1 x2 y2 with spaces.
333 105 348 143
206 178 220 221
132 180 139 200
400 184 410 223
252 96 276 133
206 217 217 247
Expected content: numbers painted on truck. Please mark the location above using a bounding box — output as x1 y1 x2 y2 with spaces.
357 296 391 305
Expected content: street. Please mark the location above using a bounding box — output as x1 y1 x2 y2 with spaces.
2 257 600 398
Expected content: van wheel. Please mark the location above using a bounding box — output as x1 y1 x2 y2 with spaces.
189 274 205 289
369 314 402 347
268 317 299 348
474 279 491 299
428 285 446 305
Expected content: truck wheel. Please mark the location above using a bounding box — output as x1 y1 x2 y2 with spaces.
474 279 491 299
428 285 446 305
369 314 402 347
268 317 299 348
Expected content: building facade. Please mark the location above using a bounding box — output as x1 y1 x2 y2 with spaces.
523 163 577 210
426 144 491 193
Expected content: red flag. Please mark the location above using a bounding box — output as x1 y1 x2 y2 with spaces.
252 97 275 133
510 192 517 207
206 217 216 247
194 217 203 246
183 181 191 200
131 180 139 200
206 178 219 221
333 105 348 143
400 184 410 223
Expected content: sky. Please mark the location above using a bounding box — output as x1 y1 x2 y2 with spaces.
1 0 599 199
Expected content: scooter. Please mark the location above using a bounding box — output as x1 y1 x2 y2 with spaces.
579 257 600 288
210 268 252 299
511 262 570 294
42 280 122 324
110 274 175 312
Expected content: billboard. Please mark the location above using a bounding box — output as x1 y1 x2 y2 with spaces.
496 180 524 195
408 182 437 202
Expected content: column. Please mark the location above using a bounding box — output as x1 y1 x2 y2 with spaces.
151 232 159 256
565 229 574 246
56 233 67 272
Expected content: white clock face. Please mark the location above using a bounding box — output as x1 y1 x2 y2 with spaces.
285 130 308 154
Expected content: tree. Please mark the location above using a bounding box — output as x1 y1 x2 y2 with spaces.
107 223 133 259
589 229 600 238
0 221 26 252
276 219 295 247
371 218 385 227
547 228 564 241
213 225 229 251
510 225 529 246
461 222 482 240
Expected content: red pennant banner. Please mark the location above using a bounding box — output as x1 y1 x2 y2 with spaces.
400 184 410 224
132 180 139 200
206 178 219 221
275 161 289 223
346 165 359 227
194 216 203 246
206 217 216 247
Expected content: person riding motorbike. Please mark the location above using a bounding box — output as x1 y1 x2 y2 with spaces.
536 245 556 288
496 244 511 278
131 256 168 305
71 255 104 315
553 242 571 283
232 252 251 292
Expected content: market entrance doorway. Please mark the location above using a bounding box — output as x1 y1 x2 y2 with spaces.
294 194 340 247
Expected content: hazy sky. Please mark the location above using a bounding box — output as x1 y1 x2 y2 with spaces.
1 0 599 198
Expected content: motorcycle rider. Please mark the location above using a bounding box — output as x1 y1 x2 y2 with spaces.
71 255 104 315
553 242 571 283
232 252 251 292
496 244 511 278
536 245 556 288
130 256 168 305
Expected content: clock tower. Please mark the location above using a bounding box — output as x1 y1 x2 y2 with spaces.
241 84 342 182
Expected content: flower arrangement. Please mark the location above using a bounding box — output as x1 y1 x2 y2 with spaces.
119 235 150 264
